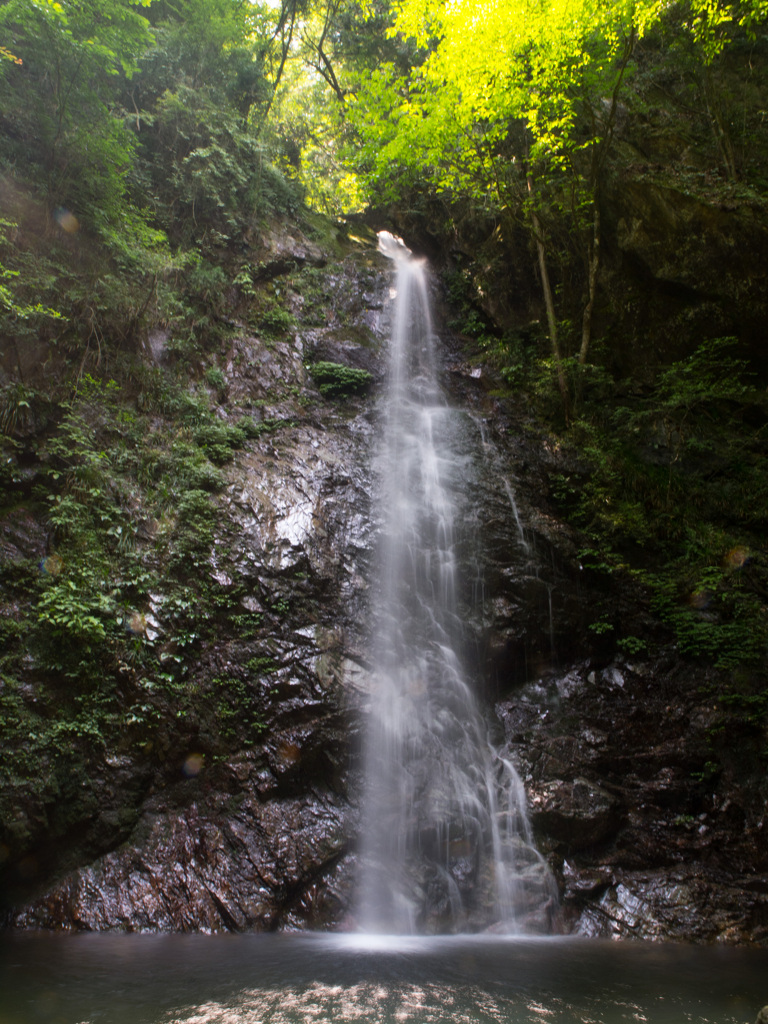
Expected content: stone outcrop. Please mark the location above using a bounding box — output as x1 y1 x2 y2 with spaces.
0 224 385 931
2 215 767 944
499 657 768 944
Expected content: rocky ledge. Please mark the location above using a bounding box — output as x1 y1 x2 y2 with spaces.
2 219 766 944
500 657 768 944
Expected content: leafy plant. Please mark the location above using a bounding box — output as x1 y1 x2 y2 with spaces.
308 360 373 397
193 420 246 465
253 299 296 337
616 636 648 656
172 489 217 565
36 568 116 677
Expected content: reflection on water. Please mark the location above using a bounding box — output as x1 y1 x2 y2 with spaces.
1 933 765 1024
163 983 609 1024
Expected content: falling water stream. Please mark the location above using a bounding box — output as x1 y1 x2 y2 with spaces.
356 233 555 934
3 236 766 1023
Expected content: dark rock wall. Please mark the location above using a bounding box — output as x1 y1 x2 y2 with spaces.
1 225 386 931
2 213 767 943
500 658 768 944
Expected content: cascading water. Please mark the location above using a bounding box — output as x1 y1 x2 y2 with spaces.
356 232 557 935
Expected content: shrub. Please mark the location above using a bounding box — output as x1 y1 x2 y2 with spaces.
308 361 373 398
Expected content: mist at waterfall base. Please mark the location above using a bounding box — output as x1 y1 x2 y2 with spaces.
356 231 555 935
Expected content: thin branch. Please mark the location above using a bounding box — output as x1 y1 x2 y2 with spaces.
258 0 298 131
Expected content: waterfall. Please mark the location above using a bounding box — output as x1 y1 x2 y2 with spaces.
356 232 557 935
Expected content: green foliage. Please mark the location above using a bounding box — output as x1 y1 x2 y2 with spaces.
0 221 65 331
308 360 373 397
548 337 768 671
185 260 230 318
246 655 278 675
174 488 216 548
718 688 768 727
146 84 299 245
22 377 130 679
0 380 36 437
588 617 615 636
2 360 281 705
165 440 226 493
616 635 649 656
212 674 265 743
341 0 768 423
205 366 227 392
649 565 766 669
681 0 768 62
252 297 296 337
36 567 116 676
128 0 303 243
230 611 263 639
351 0 768 204
0 0 153 217
0 0 308 391
614 337 753 452
349 0 648 201
0 348 296 832
237 415 276 439
193 420 247 464
261 0 418 215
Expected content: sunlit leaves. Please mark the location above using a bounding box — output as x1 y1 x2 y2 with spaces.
0 44 22 64
351 0 768 202
385 0 653 172
682 0 768 61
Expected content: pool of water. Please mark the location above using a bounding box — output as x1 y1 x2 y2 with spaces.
1 933 766 1024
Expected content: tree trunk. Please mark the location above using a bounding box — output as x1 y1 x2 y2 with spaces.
702 66 738 181
527 176 570 420
579 201 600 366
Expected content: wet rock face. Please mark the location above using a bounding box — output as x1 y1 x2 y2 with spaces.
3 218 767 945
12 789 351 932
498 660 768 944
1 227 386 932
0 507 48 564
530 778 621 849
1 223 592 936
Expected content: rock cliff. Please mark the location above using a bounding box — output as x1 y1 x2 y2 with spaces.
1 211 766 943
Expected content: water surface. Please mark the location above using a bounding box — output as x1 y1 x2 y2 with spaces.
1 933 765 1024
